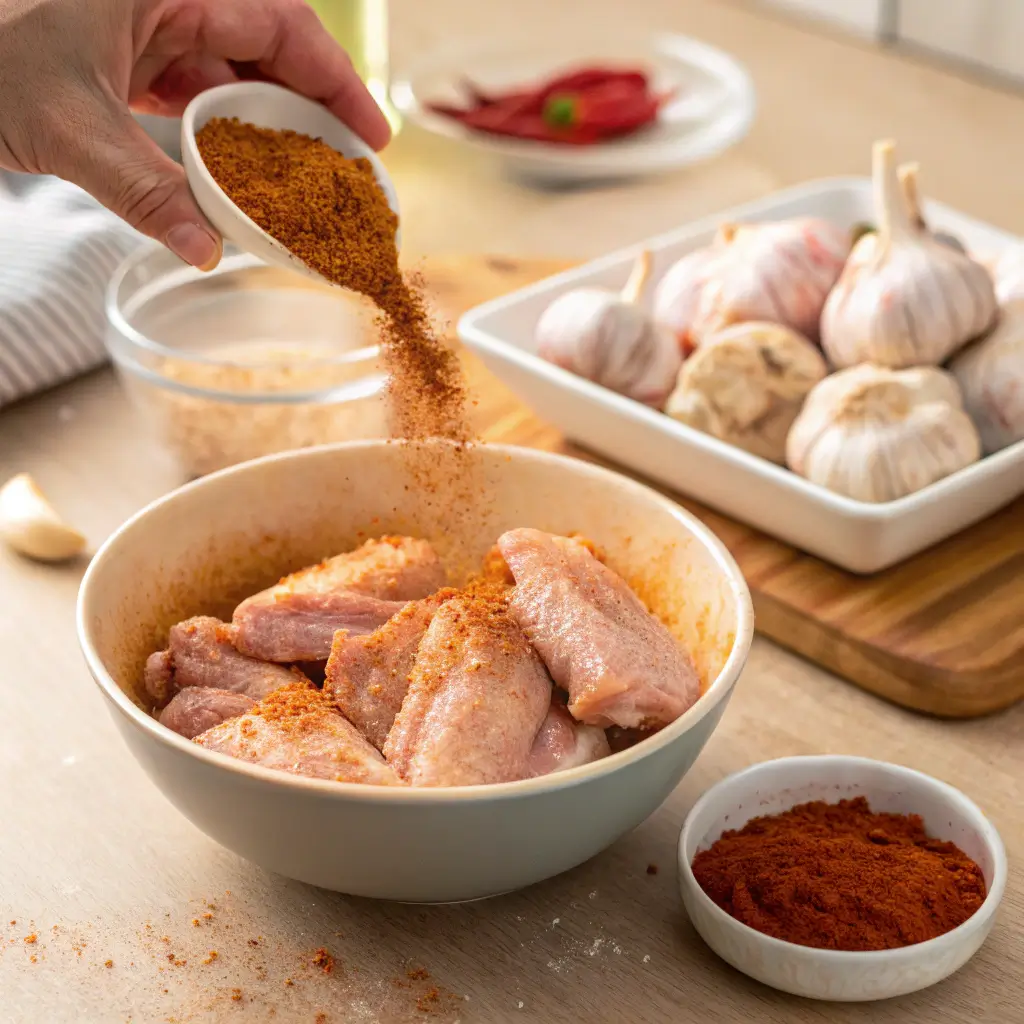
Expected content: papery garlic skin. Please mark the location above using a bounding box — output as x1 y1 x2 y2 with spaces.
664 322 827 463
649 246 717 354
821 141 998 370
535 287 682 406
652 218 849 350
986 244 1024 305
786 365 981 502
949 299 1024 454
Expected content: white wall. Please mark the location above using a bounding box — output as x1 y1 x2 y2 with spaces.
761 0 886 36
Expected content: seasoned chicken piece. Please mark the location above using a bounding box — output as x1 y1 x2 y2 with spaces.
232 536 445 663
499 529 701 729
143 616 306 708
195 684 401 786
158 687 256 739
527 699 611 778
383 594 552 786
324 591 453 751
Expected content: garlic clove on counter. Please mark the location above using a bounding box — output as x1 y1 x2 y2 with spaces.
949 298 1024 454
786 364 981 502
0 473 87 562
663 321 828 463
652 218 850 349
820 140 998 370
535 250 681 406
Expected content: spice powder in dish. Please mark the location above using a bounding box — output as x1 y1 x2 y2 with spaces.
691 796 987 951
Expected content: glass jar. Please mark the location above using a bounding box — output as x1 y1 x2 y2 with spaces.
306 0 398 131
106 245 388 479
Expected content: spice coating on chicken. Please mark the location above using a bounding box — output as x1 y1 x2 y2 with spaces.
499 529 700 729
195 684 401 786
232 536 446 662
325 591 454 750
383 594 552 786
143 615 306 708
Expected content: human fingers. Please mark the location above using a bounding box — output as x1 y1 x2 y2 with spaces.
73 104 222 269
132 54 240 117
196 0 391 149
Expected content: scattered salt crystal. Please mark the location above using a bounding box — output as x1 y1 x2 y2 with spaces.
517 1001 524 1009
613 946 622 955
643 955 651 963
588 891 597 900
551 918 560 927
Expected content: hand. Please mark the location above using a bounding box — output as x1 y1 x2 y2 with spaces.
0 0 390 269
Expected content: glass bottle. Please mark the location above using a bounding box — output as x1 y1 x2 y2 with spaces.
305 0 399 132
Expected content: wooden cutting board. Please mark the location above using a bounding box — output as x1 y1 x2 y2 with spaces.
421 253 1024 719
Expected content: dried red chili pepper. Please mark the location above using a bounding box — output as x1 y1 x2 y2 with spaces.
429 65 664 145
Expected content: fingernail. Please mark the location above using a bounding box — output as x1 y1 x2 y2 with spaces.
166 223 221 271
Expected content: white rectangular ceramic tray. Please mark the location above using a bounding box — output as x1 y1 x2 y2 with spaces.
458 178 1024 574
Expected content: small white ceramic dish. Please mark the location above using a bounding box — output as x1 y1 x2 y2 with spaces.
458 177 1024 573
180 82 400 286
77 441 753 903
678 756 1007 1001
390 33 755 185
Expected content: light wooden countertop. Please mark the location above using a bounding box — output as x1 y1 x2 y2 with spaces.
1 2 1022 1021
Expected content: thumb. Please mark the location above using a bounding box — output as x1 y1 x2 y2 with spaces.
76 108 222 271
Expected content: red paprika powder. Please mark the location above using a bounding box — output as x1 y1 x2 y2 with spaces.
691 796 987 951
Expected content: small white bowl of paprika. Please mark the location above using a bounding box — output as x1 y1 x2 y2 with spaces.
677 756 1007 1001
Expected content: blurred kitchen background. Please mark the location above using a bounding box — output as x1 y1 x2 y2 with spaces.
370 0 1024 256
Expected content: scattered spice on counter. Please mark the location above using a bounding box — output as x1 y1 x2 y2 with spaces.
646 863 659 876
104 959 113 968
692 796 987 951
407 967 430 981
311 948 335 975
231 988 243 1002
428 65 671 145
23 933 37 944
203 950 219 965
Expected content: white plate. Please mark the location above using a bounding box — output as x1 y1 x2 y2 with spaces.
458 177 1024 573
677 756 1007 1000
390 33 756 186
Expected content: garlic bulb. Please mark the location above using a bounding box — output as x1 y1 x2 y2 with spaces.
535 251 681 406
949 299 1024 453
652 218 849 349
821 141 998 369
786 364 981 502
898 163 966 253
648 246 718 355
664 322 827 463
983 244 1024 305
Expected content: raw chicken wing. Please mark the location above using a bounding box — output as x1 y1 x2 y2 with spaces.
159 687 256 739
325 591 454 750
196 684 401 786
232 536 445 662
143 616 305 707
526 699 611 778
499 529 700 729
383 595 552 786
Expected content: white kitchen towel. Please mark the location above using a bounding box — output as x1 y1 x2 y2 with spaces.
0 172 143 408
